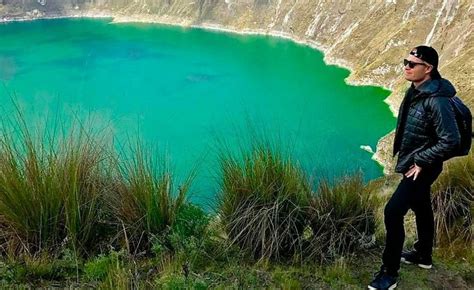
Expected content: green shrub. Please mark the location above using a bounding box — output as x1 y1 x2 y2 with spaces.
149 203 220 274
308 173 378 262
0 261 14 283
85 249 140 288
174 204 226 270
172 204 210 242
217 142 311 261
84 250 124 281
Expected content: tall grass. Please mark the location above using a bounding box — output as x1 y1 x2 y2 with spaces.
112 141 194 254
0 108 112 257
307 173 379 262
217 142 311 261
58 127 114 256
0 101 196 258
432 146 474 250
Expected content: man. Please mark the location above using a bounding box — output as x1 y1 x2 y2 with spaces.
368 45 461 290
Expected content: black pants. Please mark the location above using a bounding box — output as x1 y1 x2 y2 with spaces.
382 164 443 274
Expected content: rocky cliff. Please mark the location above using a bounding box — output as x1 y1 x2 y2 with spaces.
1 0 472 173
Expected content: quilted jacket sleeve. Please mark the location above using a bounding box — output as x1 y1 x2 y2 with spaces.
414 97 461 167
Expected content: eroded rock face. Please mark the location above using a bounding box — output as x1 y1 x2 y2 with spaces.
1 0 472 172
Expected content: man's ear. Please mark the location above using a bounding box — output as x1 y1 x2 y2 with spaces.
425 65 433 75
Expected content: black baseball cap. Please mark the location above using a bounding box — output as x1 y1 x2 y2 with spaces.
409 45 442 79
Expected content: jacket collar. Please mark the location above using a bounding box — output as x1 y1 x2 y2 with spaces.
414 78 439 94
411 78 456 100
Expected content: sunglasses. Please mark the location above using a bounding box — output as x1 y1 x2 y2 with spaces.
403 59 427 69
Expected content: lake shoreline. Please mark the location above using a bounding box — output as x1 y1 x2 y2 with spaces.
0 12 396 175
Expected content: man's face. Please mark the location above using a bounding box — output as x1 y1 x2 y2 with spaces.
403 54 433 82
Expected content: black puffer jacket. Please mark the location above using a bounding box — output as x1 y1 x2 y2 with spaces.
393 78 461 173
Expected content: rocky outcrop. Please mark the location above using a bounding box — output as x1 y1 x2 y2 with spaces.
1 0 472 173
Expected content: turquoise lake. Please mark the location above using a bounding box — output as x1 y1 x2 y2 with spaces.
0 18 396 205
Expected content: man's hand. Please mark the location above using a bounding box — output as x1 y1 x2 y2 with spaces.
405 164 422 180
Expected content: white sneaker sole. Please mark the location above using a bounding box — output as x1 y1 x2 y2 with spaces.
368 282 397 290
401 257 432 269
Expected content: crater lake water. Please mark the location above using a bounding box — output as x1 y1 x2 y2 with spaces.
0 18 396 206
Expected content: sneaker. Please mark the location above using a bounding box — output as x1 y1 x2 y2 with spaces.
368 266 399 290
400 250 432 269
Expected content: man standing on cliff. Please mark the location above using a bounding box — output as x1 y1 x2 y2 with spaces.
368 46 461 290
